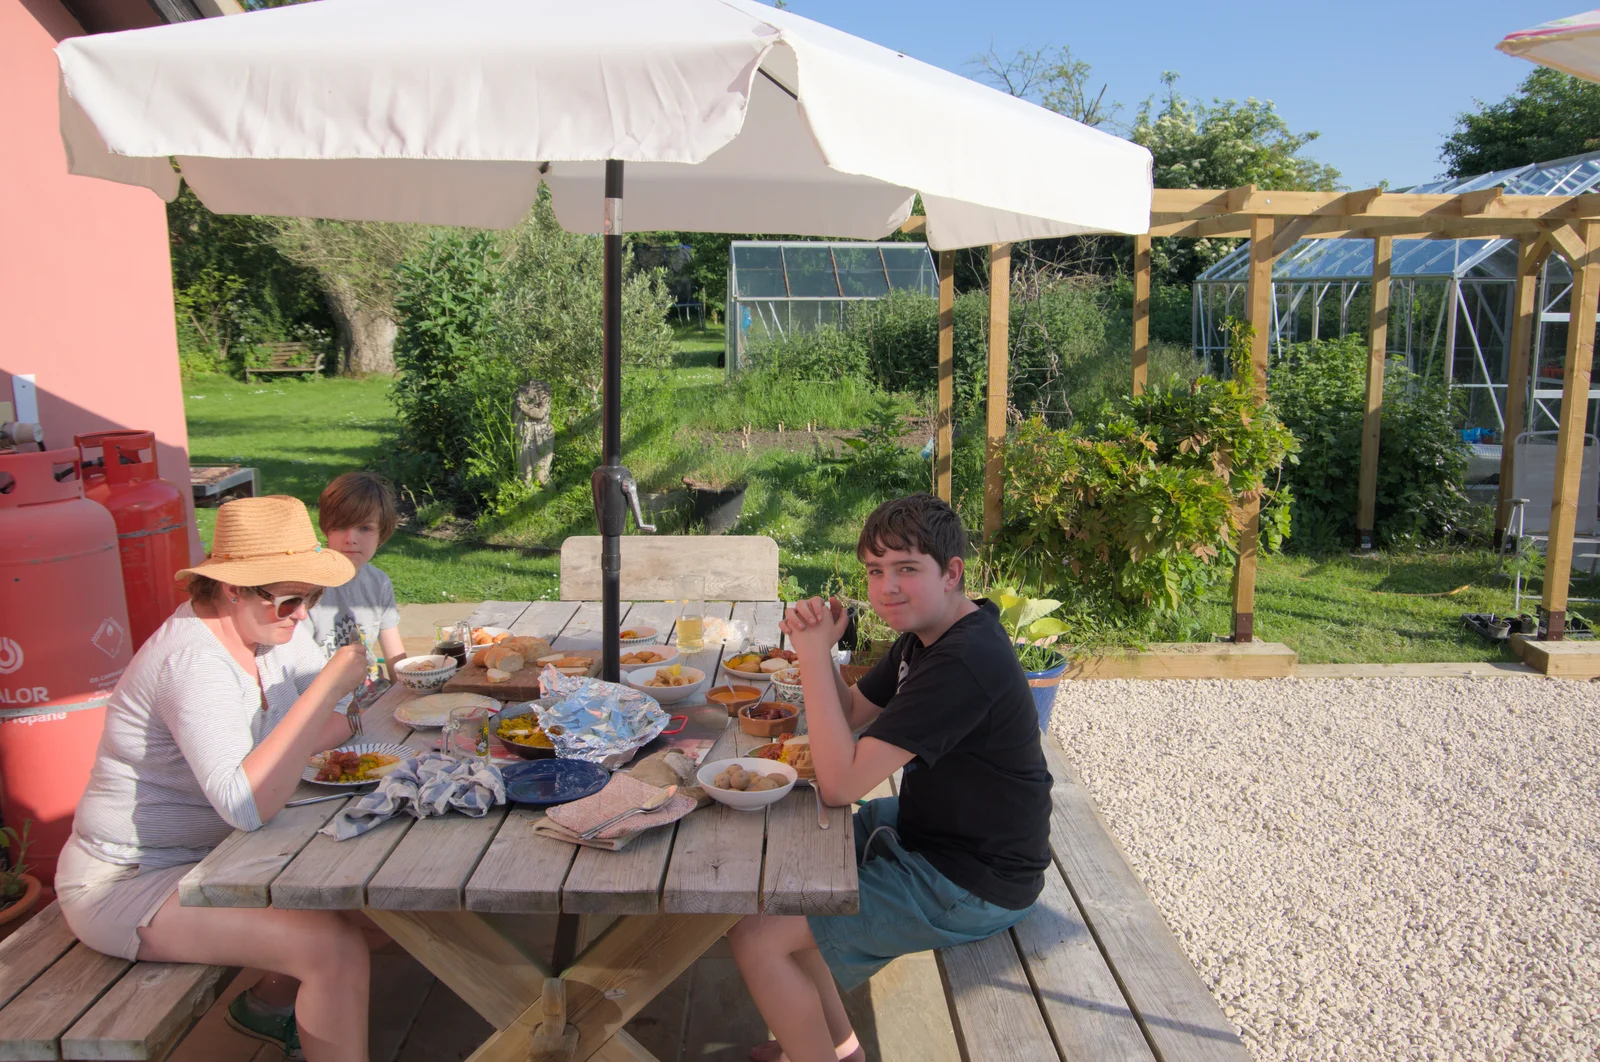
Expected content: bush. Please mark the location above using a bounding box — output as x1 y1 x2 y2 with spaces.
1001 324 1297 616
1270 335 1471 551
748 325 868 381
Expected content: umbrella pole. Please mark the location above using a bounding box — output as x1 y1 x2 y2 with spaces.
597 159 624 682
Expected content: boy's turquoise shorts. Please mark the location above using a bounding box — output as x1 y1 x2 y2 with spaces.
806 797 1031 991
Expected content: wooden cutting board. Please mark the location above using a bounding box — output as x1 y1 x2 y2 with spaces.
442 652 601 700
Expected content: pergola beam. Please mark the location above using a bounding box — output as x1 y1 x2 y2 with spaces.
1232 216 1275 644
1495 237 1556 548
1151 188 1600 224
1151 215 1568 242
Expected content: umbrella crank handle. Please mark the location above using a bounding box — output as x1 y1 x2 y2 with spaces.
621 476 655 533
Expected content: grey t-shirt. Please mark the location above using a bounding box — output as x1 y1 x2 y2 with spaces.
308 562 400 659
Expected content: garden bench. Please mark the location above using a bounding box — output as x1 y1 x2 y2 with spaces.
0 903 232 1061
934 743 1251 1062
244 341 323 378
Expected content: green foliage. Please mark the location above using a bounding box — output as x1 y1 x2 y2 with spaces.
0 820 31 903
1442 68 1600 178
167 186 332 377
824 395 924 494
1131 73 1340 285
992 587 1071 671
748 325 869 382
1000 321 1297 616
1270 335 1471 552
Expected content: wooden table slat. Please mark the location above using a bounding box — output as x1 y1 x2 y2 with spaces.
178 795 346 908
507 600 583 641
0 944 130 1061
356 683 421 748
1040 743 1249 1062
464 808 580 914
271 813 417 910
463 601 534 631
1012 863 1155 1061
661 721 764 914
366 804 511 910
549 600 617 650
760 786 856 916
561 822 677 915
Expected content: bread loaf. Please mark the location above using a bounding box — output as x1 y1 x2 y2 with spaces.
481 646 525 673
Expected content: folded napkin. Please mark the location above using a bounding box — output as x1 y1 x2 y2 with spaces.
532 771 698 851
321 752 505 841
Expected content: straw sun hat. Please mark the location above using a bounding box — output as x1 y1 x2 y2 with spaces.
176 495 355 589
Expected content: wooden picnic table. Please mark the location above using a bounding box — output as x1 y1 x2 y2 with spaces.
177 599 855 1062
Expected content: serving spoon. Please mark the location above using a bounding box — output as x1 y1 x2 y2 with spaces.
579 785 679 839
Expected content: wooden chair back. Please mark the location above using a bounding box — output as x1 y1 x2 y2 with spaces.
559 535 779 601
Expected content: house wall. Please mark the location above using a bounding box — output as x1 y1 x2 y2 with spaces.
1 0 201 562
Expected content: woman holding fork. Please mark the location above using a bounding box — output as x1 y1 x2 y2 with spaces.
56 495 376 1062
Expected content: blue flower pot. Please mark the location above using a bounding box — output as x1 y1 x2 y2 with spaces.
1025 654 1070 732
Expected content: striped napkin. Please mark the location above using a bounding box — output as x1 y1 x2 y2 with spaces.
532 771 697 851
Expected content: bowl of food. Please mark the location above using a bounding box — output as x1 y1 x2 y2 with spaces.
738 702 798 737
720 646 798 684
394 654 458 692
492 710 557 760
619 644 679 669
770 666 805 706
706 683 764 716
623 663 708 704
619 626 658 644
696 757 797 812
749 734 813 779
468 626 512 658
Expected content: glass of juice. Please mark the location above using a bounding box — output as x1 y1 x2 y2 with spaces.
674 577 706 653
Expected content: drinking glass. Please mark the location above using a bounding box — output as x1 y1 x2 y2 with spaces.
674 576 706 653
433 622 469 668
442 704 491 764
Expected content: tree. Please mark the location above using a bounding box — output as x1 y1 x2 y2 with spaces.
267 220 426 375
970 44 1117 128
1131 72 1340 285
1441 67 1600 178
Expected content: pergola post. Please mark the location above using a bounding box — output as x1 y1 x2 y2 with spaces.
1232 217 1274 643
1355 236 1392 550
1494 237 1551 549
935 249 955 502
983 243 1011 541
1541 220 1600 640
1132 233 1151 396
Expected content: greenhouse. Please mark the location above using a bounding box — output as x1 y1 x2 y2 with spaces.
725 240 938 371
1194 151 1600 439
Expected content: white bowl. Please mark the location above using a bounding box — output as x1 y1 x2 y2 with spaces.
697 757 797 812
467 627 510 659
394 654 458 692
624 664 708 704
617 644 680 669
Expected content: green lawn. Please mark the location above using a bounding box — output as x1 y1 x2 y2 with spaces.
182 374 559 604
182 356 1562 664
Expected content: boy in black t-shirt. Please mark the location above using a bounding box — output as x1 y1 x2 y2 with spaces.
729 494 1052 1062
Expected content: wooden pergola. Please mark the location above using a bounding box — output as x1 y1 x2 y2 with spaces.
913 185 1600 643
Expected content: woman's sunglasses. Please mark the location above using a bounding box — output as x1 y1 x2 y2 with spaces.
248 586 325 618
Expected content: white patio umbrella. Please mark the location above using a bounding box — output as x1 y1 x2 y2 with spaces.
55 0 1152 678
1497 9 1600 82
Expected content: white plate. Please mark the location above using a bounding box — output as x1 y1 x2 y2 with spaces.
617 644 679 668
304 742 421 786
395 692 498 728
618 625 658 644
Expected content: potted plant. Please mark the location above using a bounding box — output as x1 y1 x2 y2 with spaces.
995 588 1072 731
0 820 41 943
683 450 752 534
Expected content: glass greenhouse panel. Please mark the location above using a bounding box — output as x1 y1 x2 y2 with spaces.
733 245 787 298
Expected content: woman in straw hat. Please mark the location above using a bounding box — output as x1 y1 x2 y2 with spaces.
57 496 377 1061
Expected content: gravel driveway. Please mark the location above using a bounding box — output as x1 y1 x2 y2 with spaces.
1049 676 1600 1062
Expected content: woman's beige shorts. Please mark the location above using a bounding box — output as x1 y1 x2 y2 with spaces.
55 837 195 961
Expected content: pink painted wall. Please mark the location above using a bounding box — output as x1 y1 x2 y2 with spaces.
1 0 202 562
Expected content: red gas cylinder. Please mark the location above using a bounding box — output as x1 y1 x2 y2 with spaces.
0 448 133 888
77 431 188 650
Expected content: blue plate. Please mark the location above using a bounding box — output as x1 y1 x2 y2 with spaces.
501 759 610 807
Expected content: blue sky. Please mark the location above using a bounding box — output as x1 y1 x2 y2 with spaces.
780 1 1570 190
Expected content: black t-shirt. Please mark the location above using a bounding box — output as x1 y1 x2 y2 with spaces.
857 599 1052 910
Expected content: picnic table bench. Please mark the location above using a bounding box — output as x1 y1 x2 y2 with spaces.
0 596 1247 1062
